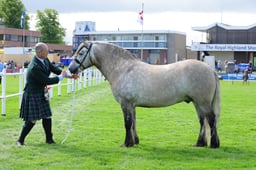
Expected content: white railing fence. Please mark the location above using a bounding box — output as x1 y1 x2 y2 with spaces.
0 68 105 116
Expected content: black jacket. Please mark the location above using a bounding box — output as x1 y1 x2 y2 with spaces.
24 56 62 93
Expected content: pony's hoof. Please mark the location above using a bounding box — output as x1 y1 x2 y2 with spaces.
135 137 139 145
120 143 134 147
193 143 207 147
120 143 127 147
210 143 220 148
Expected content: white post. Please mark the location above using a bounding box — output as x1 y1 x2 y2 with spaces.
49 86 53 99
72 79 76 92
78 72 82 90
58 81 62 96
83 69 87 88
95 70 99 85
1 69 6 116
88 68 92 87
19 68 24 107
23 68 27 87
67 78 71 94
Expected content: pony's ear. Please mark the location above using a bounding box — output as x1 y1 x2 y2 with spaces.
83 41 90 48
80 40 88 44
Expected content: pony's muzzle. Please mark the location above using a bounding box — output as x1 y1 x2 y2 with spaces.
68 62 79 74
69 67 78 74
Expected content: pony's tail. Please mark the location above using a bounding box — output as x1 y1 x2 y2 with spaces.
212 72 221 128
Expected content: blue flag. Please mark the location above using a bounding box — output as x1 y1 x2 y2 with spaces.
20 10 25 28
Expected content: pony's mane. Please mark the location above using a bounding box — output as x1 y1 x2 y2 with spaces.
98 42 138 61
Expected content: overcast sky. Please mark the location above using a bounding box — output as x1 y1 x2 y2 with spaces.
21 0 256 13
21 0 256 45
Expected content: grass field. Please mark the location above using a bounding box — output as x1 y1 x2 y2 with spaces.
1 78 256 170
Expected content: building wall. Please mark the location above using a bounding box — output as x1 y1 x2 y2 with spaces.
186 50 197 60
208 26 256 44
167 33 186 63
248 27 256 44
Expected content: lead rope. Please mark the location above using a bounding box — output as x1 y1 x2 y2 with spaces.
61 79 76 144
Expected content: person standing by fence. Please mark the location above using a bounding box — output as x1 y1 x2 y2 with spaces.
0 60 4 84
16 42 78 146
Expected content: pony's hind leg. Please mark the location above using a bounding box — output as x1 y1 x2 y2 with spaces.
207 112 220 148
195 115 207 147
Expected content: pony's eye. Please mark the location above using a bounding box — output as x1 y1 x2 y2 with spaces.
77 55 83 60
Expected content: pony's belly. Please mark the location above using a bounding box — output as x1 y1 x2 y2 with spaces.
135 95 182 107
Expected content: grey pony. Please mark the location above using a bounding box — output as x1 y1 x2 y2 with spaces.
69 41 221 148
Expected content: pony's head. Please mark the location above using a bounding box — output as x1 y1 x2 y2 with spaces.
69 41 93 74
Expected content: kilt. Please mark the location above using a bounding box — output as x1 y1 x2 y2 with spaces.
20 90 52 121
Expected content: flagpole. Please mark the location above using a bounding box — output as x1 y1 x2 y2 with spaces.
20 10 25 69
140 3 144 61
22 26 25 69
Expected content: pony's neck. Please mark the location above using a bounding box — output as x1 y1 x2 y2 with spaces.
93 43 138 82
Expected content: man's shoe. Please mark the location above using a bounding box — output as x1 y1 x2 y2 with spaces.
16 140 24 146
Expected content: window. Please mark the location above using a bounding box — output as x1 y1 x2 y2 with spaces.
122 35 133 41
11 35 18 41
5 34 11 41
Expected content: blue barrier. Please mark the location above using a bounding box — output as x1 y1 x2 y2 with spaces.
238 63 250 72
60 58 72 66
220 73 256 80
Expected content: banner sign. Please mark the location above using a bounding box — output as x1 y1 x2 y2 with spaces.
191 43 256 52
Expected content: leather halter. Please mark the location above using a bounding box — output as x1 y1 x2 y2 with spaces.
73 42 93 70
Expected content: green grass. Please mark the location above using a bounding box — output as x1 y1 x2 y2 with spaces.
1 79 256 169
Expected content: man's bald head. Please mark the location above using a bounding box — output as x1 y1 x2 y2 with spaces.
35 43 49 59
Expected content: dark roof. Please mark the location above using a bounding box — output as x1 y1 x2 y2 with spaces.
192 23 256 32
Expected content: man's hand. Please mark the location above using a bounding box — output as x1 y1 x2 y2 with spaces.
62 70 79 79
61 70 67 77
70 74 79 79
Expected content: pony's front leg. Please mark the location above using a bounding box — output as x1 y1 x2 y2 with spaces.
121 103 137 147
133 110 139 145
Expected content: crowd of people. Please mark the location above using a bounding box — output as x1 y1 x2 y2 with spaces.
215 60 252 74
0 60 19 71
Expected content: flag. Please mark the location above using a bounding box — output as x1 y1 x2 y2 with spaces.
137 3 144 25
20 10 25 28
138 10 143 25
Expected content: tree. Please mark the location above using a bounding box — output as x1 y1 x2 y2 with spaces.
0 0 29 29
36 9 66 44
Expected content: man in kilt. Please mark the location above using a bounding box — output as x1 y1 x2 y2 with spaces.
17 42 78 146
